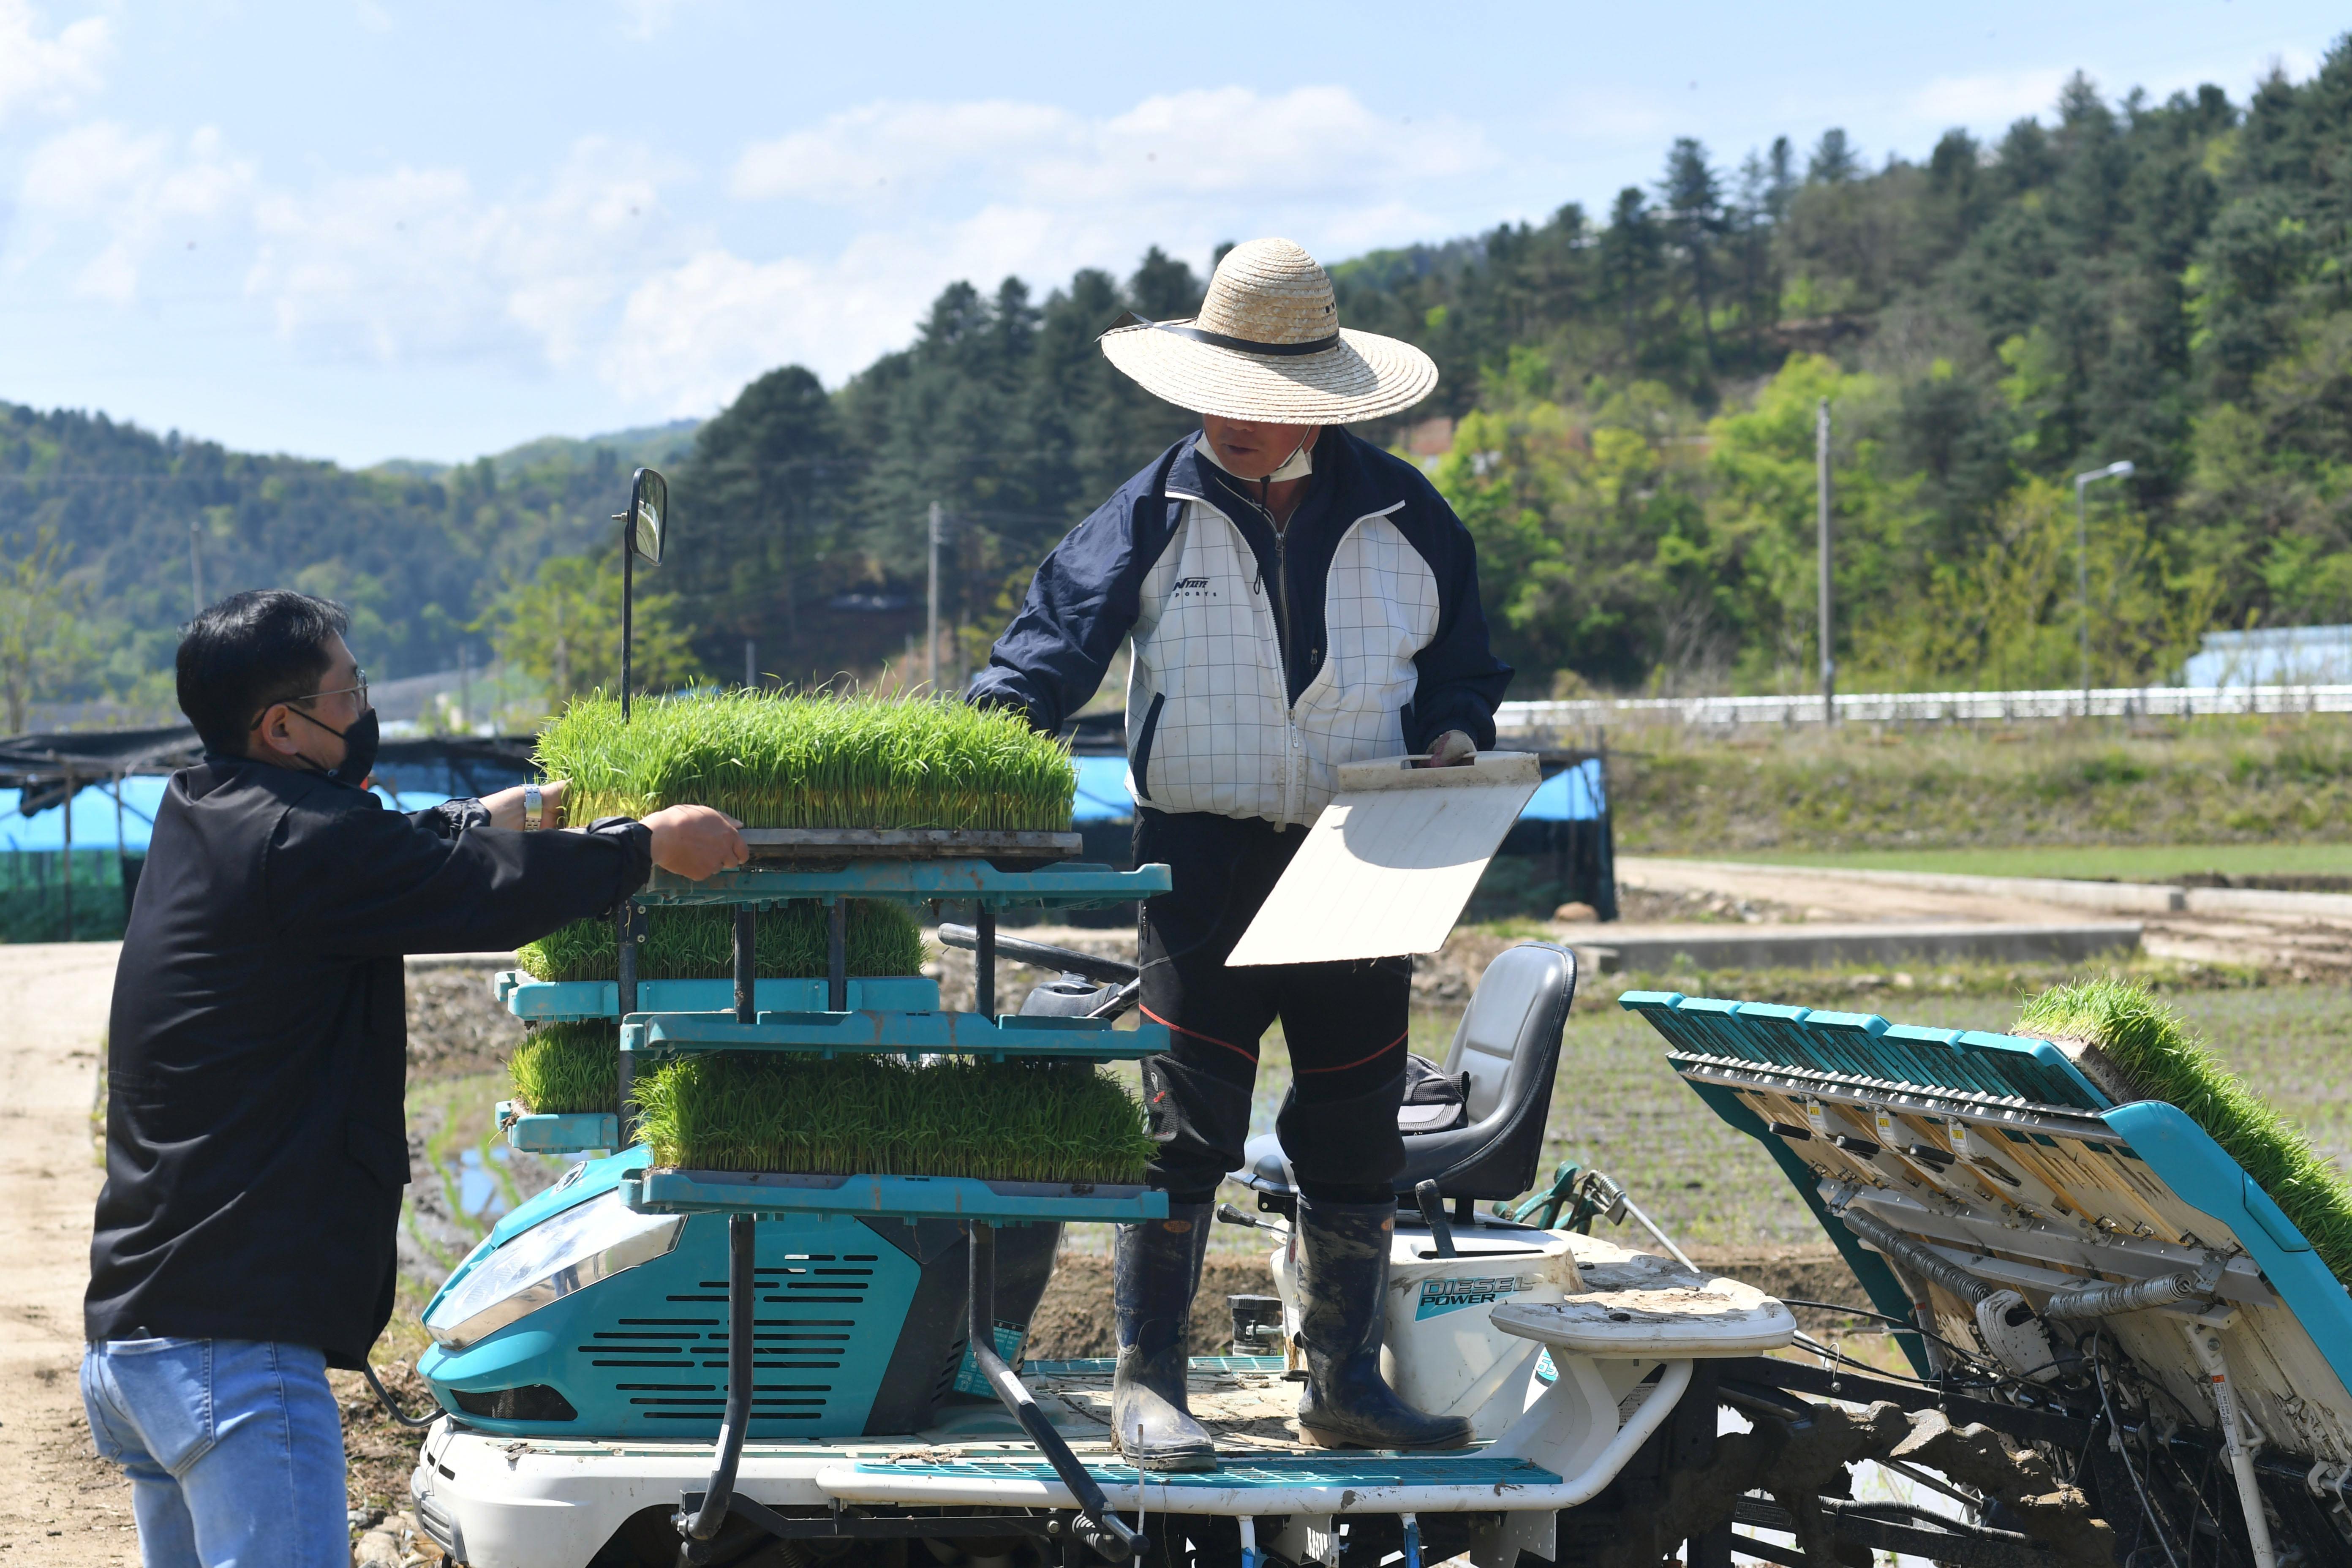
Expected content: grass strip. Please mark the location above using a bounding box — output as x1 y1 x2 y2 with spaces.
507 1021 619 1116
516 900 924 983
536 691 1075 831
632 1053 1154 1183
2016 976 2352 1284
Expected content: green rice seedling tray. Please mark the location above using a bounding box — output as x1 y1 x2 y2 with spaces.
496 972 939 1022
621 1009 1166 1063
633 860 1169 909
538 692 1077 833
620 1168 1167 1223
494 1100 618 1154
518 900 925 985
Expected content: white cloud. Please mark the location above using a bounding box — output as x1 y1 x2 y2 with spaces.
1910 68 2071 128
612 84 1493 413
613 0 694 39
731 99 1072 206
16 121 255 300
732 86 1492 212
243 139 691 365
11 83 1489 426
0 0 110 124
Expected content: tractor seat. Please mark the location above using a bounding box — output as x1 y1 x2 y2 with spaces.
1236 942 1576 1204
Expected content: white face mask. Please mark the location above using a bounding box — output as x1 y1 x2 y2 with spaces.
1196 430 1314 482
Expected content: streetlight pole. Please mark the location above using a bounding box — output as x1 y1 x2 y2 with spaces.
926 501 942 696
1816 398 1834 723
2074 460 2136 717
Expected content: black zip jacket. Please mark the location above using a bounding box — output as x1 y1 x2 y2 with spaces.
86 755 651 1367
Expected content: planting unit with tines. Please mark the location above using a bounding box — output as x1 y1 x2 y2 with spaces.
419 824 1174 1563
1623 989 2352 1566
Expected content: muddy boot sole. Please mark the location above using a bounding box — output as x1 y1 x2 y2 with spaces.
1110 1433 1220 1472
1296 1421 1473 1451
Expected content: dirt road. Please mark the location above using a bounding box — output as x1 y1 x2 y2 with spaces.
1620 856 2352 977
0 941 132 1566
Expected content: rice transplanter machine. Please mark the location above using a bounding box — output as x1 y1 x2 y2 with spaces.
406 827 1818 1568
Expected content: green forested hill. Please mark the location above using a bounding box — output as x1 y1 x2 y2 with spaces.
672 46 2352 697
0 409 697 707
8 44 2351 711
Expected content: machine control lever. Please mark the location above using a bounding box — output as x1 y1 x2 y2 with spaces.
1415 1180 1457 1257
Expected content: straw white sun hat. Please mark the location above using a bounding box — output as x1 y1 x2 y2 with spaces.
1099 237 1437 424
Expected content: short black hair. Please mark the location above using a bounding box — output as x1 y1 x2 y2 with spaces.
176 591 352 754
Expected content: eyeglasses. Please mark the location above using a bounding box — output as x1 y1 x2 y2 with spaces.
249 668 369 730
297 669 369 711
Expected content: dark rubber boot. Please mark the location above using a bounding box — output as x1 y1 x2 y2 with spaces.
1294 1198 1474 1451
1110 1203 1217 1472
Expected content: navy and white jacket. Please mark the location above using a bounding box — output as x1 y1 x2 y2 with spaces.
972 427 1512 827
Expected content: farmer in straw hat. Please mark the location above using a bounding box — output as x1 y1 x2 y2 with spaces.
973 238 1511 1466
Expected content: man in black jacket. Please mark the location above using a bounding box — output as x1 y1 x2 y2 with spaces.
82 591 742 1567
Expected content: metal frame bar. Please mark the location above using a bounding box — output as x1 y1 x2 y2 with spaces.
964 1221 1143 1561
827 899 848 1012
621 1167 1166 1223
975 905 995 1018
637 860 1169 908
675 1497 1061 1540
622 1010 1162 1063
734 905 757 1024
678 1211 757 1557
615 899 643 1146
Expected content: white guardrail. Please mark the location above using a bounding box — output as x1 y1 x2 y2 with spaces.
1496 684 2352 732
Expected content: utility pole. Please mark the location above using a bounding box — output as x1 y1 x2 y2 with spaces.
926 501 942 695
2074 460 2136 717
744 639 757 691
61 768 73 944
1816 397 1835 724
187 519 204 618
459 642 472 733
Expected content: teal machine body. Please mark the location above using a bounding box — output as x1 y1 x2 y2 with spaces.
414 840 1173 1556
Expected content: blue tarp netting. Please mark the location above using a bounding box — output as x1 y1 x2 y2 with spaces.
0 755 1600 848
0 778 454 853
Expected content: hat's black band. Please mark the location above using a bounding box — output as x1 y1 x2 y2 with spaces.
1115 312 1340 358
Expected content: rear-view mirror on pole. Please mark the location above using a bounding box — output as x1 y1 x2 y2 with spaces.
616 466 668 720
627 467 667 565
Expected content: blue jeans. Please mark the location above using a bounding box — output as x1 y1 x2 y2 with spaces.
81 1338 348 1568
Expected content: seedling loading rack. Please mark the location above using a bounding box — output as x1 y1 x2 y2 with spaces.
497 828 1172 1563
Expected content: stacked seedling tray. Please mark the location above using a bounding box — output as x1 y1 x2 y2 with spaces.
494 694 1171 1558
495 900 940 1152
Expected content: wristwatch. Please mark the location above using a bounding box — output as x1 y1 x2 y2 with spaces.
523 783 543 831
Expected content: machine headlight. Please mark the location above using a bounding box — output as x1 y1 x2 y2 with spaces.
423 1190 683 1350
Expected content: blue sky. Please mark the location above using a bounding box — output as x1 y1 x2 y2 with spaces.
0 1 2338 468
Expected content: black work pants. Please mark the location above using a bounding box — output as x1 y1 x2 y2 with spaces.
1133 808 1410 1206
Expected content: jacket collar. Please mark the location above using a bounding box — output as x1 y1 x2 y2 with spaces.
188 749 374 807
1168 426 1376 522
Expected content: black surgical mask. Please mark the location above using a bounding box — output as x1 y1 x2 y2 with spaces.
288 704 380 789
